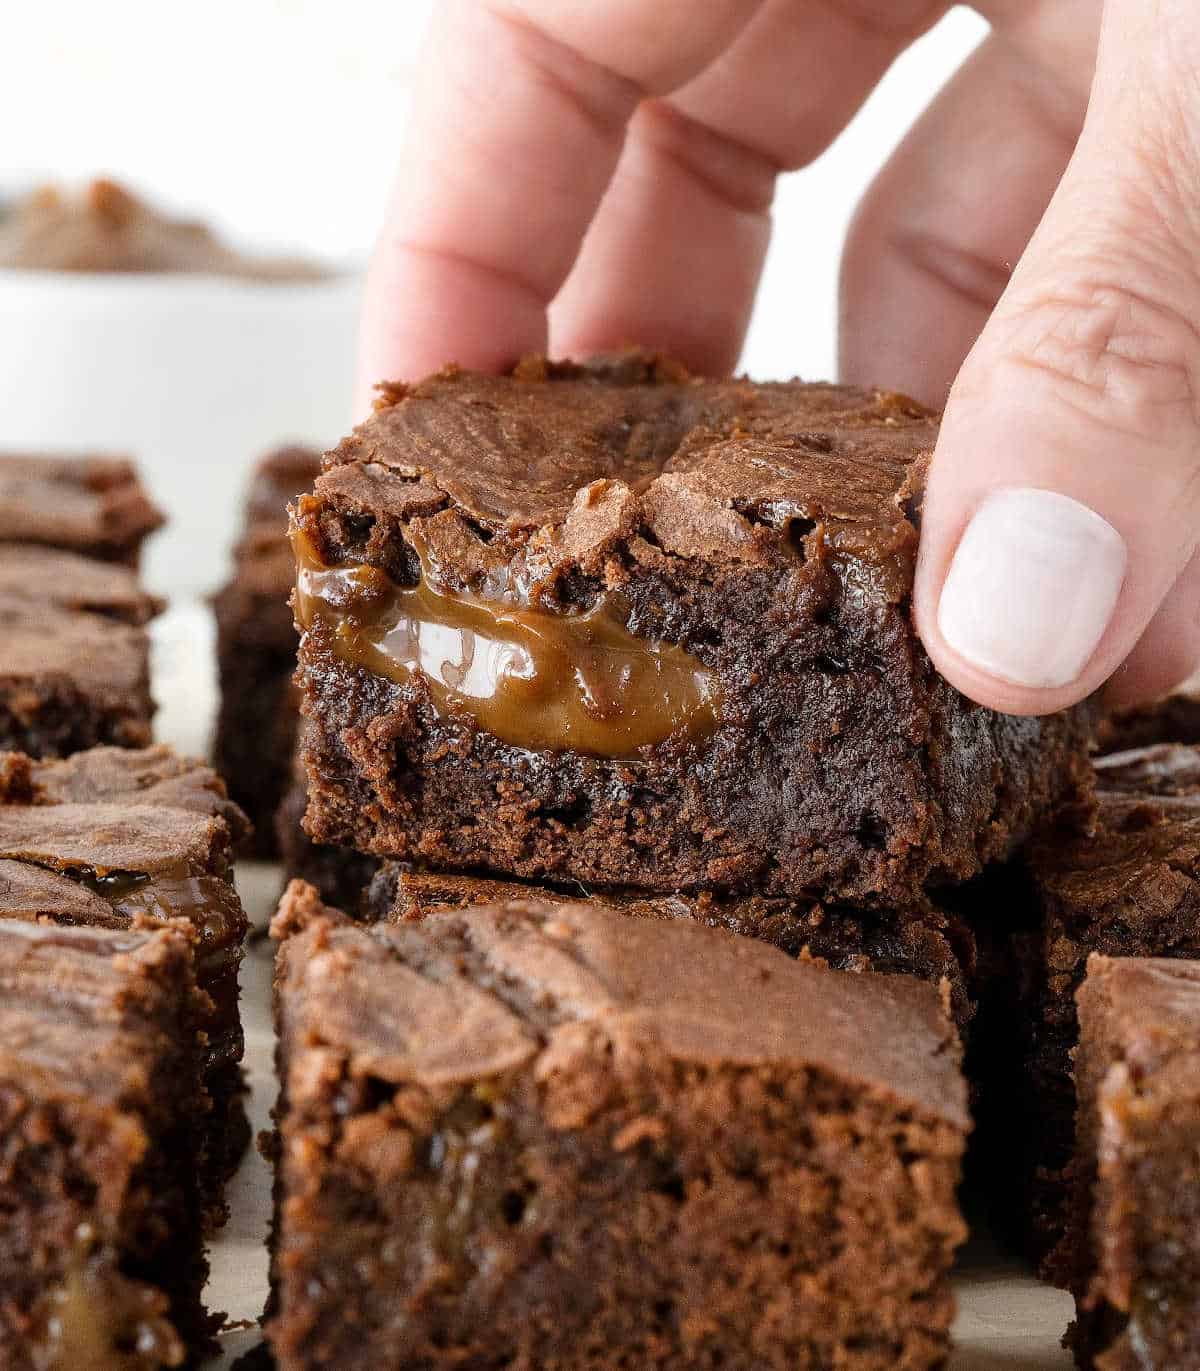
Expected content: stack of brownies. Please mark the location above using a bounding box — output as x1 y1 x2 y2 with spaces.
256 352 1123 1370
0 457 251 1368
9 354 1200 1368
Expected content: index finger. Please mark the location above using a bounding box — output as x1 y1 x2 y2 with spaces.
355 0 765 411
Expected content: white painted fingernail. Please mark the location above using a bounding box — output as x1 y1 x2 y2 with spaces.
937 488 1127 690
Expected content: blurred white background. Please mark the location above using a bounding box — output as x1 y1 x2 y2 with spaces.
0 2 988 597
1 1 987 380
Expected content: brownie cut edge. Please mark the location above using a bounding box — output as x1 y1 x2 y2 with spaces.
1069 955 1200 1371
980 743 1200 1273
0 745 252 1220
0 919 216 1369
213 445 321 855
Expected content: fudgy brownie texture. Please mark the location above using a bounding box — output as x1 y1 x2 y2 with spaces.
0 919 216 1370
0 746 251 1219
213 446 321 855
985 744 1200 1276
293 352 1096 907
276 741 379 909
366 865 976 1033
267 880 969 1371
0 592 156 758
1069 956 1200 1370
0 454 163 567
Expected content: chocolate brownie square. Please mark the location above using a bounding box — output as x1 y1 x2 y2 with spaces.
987 744 1200 1274
0 543 164 623
367 865 977 1033
0 919 216 1369
0 746 251 1217
267 880 969 1371
0 595 156 759
213 446 320 854
1069 956 1200 1370
0 545 162 760
292 352 1095 906
0 454 163 567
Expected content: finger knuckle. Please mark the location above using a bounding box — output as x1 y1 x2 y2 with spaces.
1004 275 1200 441
830 0 944 43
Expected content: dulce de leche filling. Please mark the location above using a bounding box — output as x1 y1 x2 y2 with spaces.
294 530 722 758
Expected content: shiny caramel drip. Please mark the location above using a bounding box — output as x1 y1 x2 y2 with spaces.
22 860 242 960
13 858 244 1060
30 1236 185 1371
294 530 721 758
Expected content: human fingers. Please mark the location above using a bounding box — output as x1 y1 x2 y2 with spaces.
550 0 947 371
354 0 766 411
913 0 1200 715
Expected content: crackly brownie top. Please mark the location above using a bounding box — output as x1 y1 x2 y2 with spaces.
369 867 974 1029
0 918 192 1104
0 746 242 884
0 544 163 624
0 804 227 877
1079 954 1200 1070
317 352 937 585
1032 763 1200 933
0 598 148 694
0 452 164 551
274 880 966 1125
1095 743 1200 798
0 746 250 846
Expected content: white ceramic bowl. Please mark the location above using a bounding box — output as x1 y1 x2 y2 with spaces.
0 267 361 597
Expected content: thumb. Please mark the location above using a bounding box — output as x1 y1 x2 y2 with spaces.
914 0 1200 717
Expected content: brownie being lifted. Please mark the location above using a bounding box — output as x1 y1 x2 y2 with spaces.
0 454 163 567
293 353 1095 905
268 882 968 1371
1069 956 1200 1370
0 919 216 1369
213 446 321 854
0 746 251 1217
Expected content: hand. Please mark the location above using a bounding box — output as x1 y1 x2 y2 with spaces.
356 0 1200 717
